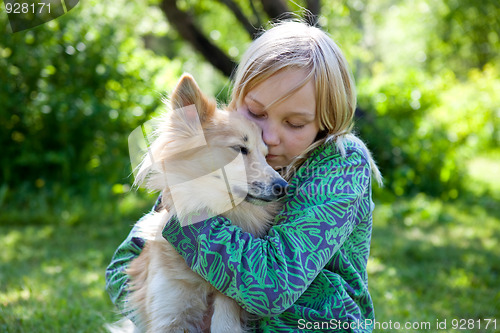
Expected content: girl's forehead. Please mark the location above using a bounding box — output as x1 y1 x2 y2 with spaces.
250 69 310 102
243 70 316 118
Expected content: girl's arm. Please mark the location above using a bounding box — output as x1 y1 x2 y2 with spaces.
162 146 372 317
105 221 146 314
105 196 163 313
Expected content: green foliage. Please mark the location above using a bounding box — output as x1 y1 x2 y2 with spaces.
2 0 499 205
426 0 500 76
339 0 500 198
356 62 500 198
0 0 180 216
431 64 500 150
357 68 462 198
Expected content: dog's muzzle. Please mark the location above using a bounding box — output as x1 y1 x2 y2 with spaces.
245 178 288 203
271 178 288 199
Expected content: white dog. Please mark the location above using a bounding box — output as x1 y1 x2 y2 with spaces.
108 74 286 333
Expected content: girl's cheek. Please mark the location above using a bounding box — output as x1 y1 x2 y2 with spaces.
238 106 256 122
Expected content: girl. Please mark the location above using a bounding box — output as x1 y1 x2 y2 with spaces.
106 20 382 332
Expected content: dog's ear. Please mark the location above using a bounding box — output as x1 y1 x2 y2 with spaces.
171 73 216 123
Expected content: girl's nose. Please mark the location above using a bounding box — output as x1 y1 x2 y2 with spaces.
261 122 280 146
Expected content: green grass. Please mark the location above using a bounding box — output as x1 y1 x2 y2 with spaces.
366 151 500 332
1 156 499 332
0 224 120 332
369 193 500 331
0 190 155 332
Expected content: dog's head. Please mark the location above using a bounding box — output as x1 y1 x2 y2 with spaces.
135 73 287 218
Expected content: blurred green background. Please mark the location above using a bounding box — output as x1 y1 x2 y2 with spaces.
1 0 499 331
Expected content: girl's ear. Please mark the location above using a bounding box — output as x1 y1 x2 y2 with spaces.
171 73 216 123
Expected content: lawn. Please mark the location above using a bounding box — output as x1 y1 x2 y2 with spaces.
1 156 499 332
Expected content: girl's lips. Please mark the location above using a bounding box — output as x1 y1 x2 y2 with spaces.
266 154 278 159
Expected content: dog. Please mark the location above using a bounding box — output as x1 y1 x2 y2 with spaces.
109 74 287 333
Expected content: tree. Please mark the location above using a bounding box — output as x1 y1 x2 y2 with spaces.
158 0 321 76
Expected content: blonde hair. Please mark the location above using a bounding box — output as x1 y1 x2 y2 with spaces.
229 20 382 185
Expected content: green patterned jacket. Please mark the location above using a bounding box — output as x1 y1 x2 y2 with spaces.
106 139 376 332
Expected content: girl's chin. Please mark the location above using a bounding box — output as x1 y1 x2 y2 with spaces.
267 157 289 170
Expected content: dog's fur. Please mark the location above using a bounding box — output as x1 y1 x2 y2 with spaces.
109 74 286 333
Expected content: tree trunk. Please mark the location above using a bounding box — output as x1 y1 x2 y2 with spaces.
160 0 237 76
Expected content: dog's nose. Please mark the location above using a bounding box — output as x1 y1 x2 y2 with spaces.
271 178 288 198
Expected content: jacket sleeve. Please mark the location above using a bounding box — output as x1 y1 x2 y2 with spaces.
162 149 372 316
105 196 163 313
105 221 146 314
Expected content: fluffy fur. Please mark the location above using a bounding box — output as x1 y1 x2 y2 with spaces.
109 74 286 333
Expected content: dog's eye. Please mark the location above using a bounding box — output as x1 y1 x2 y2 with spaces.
231 145 249 155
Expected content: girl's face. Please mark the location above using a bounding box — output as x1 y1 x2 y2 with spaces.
236 69 319 170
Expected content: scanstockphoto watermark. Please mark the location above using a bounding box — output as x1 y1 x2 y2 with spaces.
127 104 361 225
297 318 498 331
3 0 79 33
298 318 373 331
128 106 359 185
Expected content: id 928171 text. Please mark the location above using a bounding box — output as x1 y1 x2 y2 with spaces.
5 2 51 14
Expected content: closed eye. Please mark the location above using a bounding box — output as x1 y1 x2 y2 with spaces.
287 121 305 129
231 145 249 155
247 108 265 119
